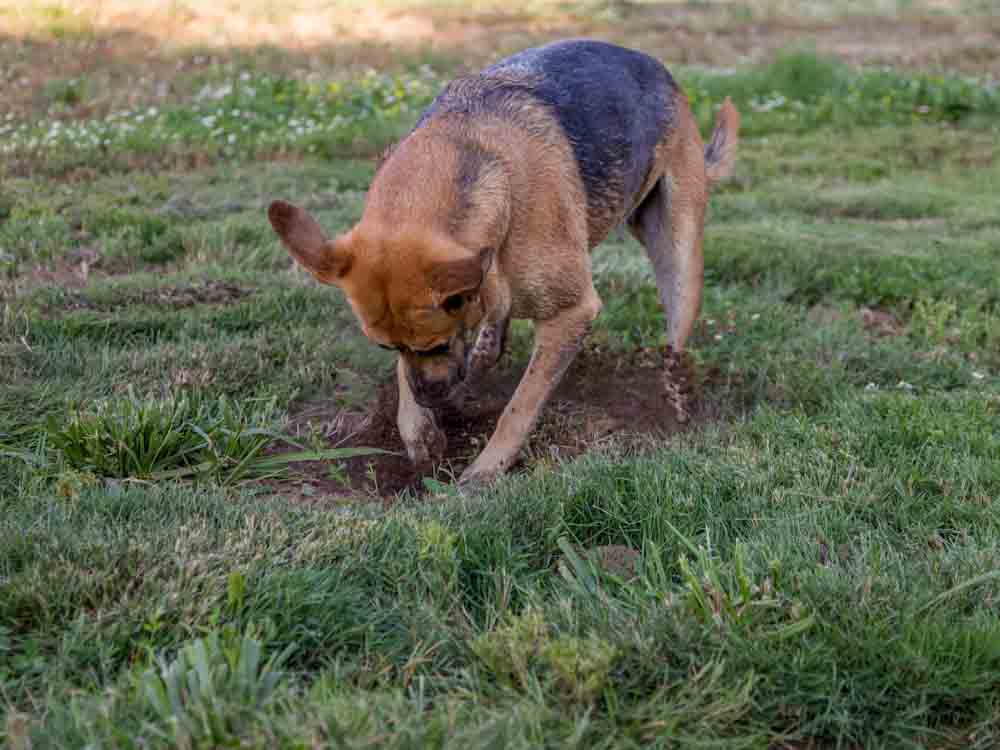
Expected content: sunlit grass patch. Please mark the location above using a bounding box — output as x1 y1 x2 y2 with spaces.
1 67 443 174
684 49 1000 135
3 50 998 178
0 387 382 496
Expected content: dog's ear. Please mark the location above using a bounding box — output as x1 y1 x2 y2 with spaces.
268 200 352 283
425 245 494 303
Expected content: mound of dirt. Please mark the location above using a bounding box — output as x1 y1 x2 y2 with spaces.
284 347 701 502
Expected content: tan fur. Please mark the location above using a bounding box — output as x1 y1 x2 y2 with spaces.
269 81 738 486
705 97 741 185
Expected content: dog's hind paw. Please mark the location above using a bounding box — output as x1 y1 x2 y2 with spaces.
663 346 694 424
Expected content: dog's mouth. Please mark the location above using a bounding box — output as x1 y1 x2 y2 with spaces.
405 336 470 410
406 318 509 410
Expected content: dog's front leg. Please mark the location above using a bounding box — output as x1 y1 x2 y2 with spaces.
466 316 508 384
448 315 510 409
397 357 446 466
459 291 602 486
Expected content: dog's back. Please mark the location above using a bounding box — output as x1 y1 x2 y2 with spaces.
415 40 680 245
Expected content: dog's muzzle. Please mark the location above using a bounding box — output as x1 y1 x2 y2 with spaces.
406 337 470 409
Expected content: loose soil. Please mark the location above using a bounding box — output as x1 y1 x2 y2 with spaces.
285 347 700 503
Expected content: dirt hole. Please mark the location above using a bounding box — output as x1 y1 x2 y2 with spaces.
284 348 704 502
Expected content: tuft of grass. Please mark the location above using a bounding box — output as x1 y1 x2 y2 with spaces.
44 389 380 484
43 76 88 108
47 390 281 482
135 627 293 746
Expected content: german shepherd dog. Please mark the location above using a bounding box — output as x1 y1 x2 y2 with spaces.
269 39 739 485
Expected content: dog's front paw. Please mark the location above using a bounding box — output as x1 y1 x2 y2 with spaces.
401 416 447 467
467 325 502 377
458 456 507 489
447 325 504 412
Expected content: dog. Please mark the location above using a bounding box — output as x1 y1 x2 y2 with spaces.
268 39 739 486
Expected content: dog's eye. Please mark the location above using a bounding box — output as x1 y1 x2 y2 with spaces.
442 294 464 314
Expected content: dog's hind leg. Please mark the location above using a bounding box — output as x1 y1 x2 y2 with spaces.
627 175 705 355
628 172 706 423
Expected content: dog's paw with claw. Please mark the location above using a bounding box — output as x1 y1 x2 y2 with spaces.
457 465 498 489
448 322 507 411
458 455 508 489
401 417 447 468
466 323 503 382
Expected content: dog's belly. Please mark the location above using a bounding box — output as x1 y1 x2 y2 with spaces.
418 40 679 246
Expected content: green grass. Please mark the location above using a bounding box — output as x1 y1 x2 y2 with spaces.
2 40 999 749
3 48 998 178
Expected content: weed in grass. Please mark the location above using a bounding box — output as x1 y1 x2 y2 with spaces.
43 76 88 109
135 627 293 746
472 609 550 690
44 389 380 485
910 296 959 344
47 390 281 482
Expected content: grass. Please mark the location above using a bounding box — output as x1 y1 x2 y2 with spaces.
2 5 1000 747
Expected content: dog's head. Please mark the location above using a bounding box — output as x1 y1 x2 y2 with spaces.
268 200 493 407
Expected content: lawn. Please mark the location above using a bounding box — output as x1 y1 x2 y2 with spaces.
2 1 999 747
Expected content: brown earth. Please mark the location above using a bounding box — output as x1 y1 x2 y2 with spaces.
283 347 700 503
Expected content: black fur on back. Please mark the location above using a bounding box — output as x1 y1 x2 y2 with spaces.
415 40 679 240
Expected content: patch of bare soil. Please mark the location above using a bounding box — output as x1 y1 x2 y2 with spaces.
616 8 1000 74
57 280 252 311
284 348 701 503
859 306 906 338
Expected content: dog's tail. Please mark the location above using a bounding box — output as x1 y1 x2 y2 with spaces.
704 97 740 186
